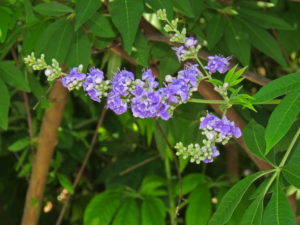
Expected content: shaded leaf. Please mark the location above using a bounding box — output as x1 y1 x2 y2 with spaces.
0 78 10 129
87 13 116 38
239 197 263 225
283 163 300 189
8 138 30 152
57 173 74 194
142 196 166 225
207 14 225 49
145 0 173 20
172 0 195 18
34 2 73 17
112 199 139 225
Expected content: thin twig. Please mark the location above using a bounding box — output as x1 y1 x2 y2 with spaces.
55 107 107 225
22 92 35 154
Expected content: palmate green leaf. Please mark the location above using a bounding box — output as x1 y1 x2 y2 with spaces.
84 189 122 225
239 18 287 67
66 31 91 69
283 163 300 189
0 78 10 129
186 183 212 225
262 179 296 225
239 196 263 225
207 14 225 49
35 19 74 63
142 196 166 225
112 199 139 225
0 61 30 92
243 120 267 161
253 72 300 103
208 171 269 225
57 173 74 194
145 0 173 20
109 0 144 54
265 90 300 153
225 19 250 66
33 2 73 17
87 13 116 38
75 0 102 31
238 8 293 30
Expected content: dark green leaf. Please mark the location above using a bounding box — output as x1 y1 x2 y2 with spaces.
225 19 250 66
253 72 300 103
239 18 287 67
283 163 300 189
145 0 173 20
34 2 73 17
8 138 30 152
176 173 206 195
87 13 116 38
140 175 165 196
0 61 30 92
142 196 166 225
57 173 74 194
239 197 263 225
262 180 296 225
133 32 150 67
84 189 122 225
75 0 102 31
265 90 300 153
207 14 225 49
172 0 195 18
0 78 10 129
208 171 269 225
109 0 144 54
186 183 211 225
112 199 139 225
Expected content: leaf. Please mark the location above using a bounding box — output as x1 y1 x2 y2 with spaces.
84 189 122 225
8 138 30 152
67 31 91 69
175 173 206 195
262 180 296 225
0 61 30 92
112 199 139 225
133 32 150 67
57 173 74 194
243 120 267 161
145 0 173 20
172 0 195 18
186 183 212 225
239 197 263 225
253 72 300 103
87 13 116 38
265 90 300 153
207 13 225 49
142 196 166 225
208 171 269 225
238 8 293 30
35 19 74 63
140 175 165 196
109 0 144 54
225 19 250 66
75 0 102 31
0 78 10 129
239 18 287 67
283 163 300 189
33 2 73 17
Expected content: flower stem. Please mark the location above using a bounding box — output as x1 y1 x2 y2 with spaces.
253 99 281 105
195 56 212 79
189 98 227 104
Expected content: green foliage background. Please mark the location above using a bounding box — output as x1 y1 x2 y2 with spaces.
0 0 300 224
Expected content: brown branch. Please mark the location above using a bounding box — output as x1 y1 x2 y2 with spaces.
21 81 69 225
225 142 239 180
22 92 35 154
55 108 107 225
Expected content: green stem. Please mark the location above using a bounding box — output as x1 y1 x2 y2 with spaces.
189 98 227 104
164 157 177 225
195 56 212 79
253 100 281 105
279 128 300 168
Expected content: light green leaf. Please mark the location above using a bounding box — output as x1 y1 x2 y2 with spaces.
186 183 211 225
0 78 10 129
75 0 102 31
265 90 300 153
34 2 73 17
67 31 91 69
239 18 287 67
243 120 267 161
208 171 269 225
262 180 296 225
253 72 300 103
84 189 122 225
176 173 206 195
112 199 139 225
87 13 116 38
57 173 74 194
142 196 166 225
283 163 300 189
225 19 250 66
109 0 144 54
145 0 173 20
140 175 165 196
207 14 225 49
239 197 263 225
0 61 30 92
8 138 30 152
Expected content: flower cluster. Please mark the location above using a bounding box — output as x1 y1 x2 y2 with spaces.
205 56 231 74
175 113 241 164
172 37 201 62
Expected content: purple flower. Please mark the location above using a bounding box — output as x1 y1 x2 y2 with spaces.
107 92 128 114
112 70 135 96
83 68 105 102
172 46 186 62
205 56 231 74
185 37 198 48
178 64 202 89
61 67 86 91
142 69 159 90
